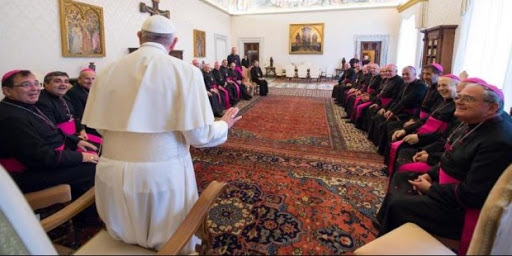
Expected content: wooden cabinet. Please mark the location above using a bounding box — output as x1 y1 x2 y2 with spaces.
421 25 457 74
128 48 183 60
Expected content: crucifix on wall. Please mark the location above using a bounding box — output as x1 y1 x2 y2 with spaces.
140 0 170 18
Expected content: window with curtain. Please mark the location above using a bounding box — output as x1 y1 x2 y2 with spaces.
453 0 512 111
396 14 418 71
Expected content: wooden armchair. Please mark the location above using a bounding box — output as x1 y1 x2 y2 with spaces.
242 66 258 96
0 165 228 255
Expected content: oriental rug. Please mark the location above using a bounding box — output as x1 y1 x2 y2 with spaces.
193 92 388 255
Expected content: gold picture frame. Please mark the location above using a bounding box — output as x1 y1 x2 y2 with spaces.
289 23 324 54
193 29 206 58
59 0 106 57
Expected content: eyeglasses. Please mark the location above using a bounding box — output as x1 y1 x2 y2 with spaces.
12 81 42 88
454 94 478 103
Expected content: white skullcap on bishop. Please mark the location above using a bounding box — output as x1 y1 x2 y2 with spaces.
141 15 175 34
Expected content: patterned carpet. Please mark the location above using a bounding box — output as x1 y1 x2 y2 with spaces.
193 87 387 254
51 86 387 254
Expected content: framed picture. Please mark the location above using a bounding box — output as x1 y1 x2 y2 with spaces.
59 0 105 57
362 50 376 63
289 23 324 54
193 29 206 58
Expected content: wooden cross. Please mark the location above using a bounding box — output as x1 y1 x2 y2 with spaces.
140 0 170 18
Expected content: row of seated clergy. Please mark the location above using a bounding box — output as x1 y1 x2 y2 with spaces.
0 69 97 201
334 62 512 254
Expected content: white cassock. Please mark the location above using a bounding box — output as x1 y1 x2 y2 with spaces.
82 42 228 252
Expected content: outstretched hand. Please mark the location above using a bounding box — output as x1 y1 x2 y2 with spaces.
221 107 242 128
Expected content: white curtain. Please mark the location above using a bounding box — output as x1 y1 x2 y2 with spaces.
453 0 512 104
396 14 418 71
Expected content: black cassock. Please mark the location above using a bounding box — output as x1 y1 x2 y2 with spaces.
376 114 512 239
0 98 95 199
202 71 224 117
37 90 84 137
213 68 238 106
250 66 268 96
65 83 101 137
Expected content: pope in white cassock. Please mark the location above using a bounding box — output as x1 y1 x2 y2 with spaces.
82 15 242 252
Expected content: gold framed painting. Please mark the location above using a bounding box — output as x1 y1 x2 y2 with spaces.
289 23 324 54
59 0 106 57
193 29 206 58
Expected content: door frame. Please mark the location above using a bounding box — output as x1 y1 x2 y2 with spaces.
214 33 228 62
238 37 264 65
354 34 390 65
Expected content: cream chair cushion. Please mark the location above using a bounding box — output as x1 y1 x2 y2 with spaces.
354 223 456 255
75 230 156 255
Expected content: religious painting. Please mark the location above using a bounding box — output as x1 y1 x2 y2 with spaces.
289 23 324 54
59 0 106 57
193 29 206 58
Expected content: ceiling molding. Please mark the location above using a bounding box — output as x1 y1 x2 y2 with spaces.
200 0 399 16
397 0 428 13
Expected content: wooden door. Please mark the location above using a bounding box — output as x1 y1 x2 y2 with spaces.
360 41 382 66
244 43 259 65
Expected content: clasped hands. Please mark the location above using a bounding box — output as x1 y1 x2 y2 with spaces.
408 173 432 195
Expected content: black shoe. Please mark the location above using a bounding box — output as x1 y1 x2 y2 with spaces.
345 120 354 124
342 116 351 119
372 219 382 230
214 112 223 117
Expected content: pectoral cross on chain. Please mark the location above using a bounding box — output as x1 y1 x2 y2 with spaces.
140 0 170 18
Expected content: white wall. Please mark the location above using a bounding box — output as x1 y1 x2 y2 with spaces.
231 7 401 70
426 0 463 28
0 0 230 97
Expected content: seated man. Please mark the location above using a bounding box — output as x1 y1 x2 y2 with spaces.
212 61 236 108
0 70 97 199
376 79 512 241
227 62 252 100
65 68 102 144
37 71 88 142
250 60 268 96
200 63 224 117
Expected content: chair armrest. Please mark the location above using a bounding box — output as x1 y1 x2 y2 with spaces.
354 223 456 255
157 181 228 255
24 184 72 211
40 187 95 232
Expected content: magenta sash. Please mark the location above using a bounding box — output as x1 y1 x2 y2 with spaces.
397 162 430 173
217 86 231 109
227 77 241 99
56 119 76 135
367 88 375 94
1 144 65 173
355 101 372 120
419 110 429 119
417 116 448 134
380 97 392 108
350 97 365 120
439 168 461 184
87 134 102 144
439 168 480 255
388 140 403 176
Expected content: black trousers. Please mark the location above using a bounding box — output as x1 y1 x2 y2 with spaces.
11 163 96 199
376 171 464 239
254 79 268 96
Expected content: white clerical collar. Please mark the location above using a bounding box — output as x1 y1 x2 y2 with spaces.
140 42 169 53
